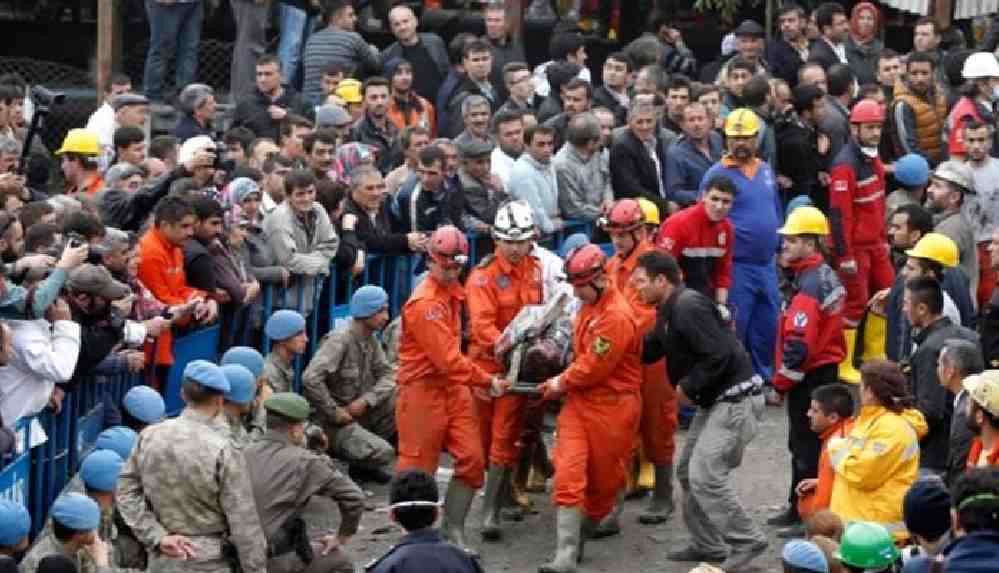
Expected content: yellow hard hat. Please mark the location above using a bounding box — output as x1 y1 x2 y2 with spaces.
637 198 660 225
55 128 100 156
723 108 761 137
906 232 958 267
335 79 363 104
778 206 829 236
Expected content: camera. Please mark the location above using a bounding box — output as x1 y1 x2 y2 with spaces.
213 140 235 173
30 85 65 110
66 232 108 264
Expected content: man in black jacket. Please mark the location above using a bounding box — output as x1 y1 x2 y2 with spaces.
344 166 425 256
778 84 829 209
444 39 497 139
766 4 811 87
610 102 670 217
634 250 768 572
593 52 632 126
233 54 315 142
808 2 849 71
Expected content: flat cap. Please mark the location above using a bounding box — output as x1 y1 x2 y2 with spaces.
50 493 101 531
95 426 138 460
221 364 257 405
0 500 30 546
456 135 495 159
264 392 311 421
79 449 124 492
104 163 144 187
265 310 306 341
221 346 265 379
111 93 149 111
67 264 131 300
123 385 165 424
733 20 765 38
315 104 353 128
183 359 230 392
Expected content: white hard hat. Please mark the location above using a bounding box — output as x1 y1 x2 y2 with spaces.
962 52 999 79
178 135 215 165
493 200 536 241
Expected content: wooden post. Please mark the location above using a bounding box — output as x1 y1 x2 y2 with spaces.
96 0 118 104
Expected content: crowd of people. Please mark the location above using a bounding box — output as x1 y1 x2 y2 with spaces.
0 0 999 572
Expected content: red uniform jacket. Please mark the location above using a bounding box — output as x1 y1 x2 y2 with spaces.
605 240 657 330
774 254 847 391
966 436 999 469
828 143 887 262
655 202 734 298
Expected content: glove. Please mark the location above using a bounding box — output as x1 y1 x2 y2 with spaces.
717 304 732 323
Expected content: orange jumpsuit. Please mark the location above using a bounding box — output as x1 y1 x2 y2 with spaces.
466 253 544 467
396 274 493 489
797 418 853 519
605 241 678 467
552 285 643 521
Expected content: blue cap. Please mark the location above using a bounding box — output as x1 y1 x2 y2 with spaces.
50 493 100 531
350 285 389 318
122 386 165 424
221 364 257 405
785 194 814 218
559 233 590 260
183 360 230 392
894 153 930 187
265 310 306 341
95 426 138 460
782 539 829 573
79 449 124 492
221 346 265 379
0 500 30 546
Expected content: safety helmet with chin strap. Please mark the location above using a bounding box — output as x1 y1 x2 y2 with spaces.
565 244 607 288
428 225 469 267
600 199 646 258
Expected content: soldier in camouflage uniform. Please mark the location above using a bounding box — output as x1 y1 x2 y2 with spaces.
244 393 365 573
18 493 114 573
262 310 308 393
221 346 272 442
116 360 267 573
220 363 264 446
303 286 396 483
0 500 31 557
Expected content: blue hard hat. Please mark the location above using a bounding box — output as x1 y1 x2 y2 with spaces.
782 539 829 573
183 359 230 392
221 346 265 379
350 285 389 318
221 364 257 406
50 493 100 531
95 426 138 460
894 153 930 187
79 449 124 493
785 194 814 219
122 385 165 424
559 233 590 260
0 500 30 546
265 310 306 341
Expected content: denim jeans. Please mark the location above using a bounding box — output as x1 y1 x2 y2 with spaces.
277 2 314 89
143 0 203 101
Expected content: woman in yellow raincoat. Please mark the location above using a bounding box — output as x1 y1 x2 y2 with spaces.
828 359 928 542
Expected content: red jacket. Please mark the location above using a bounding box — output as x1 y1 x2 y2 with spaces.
655 202 734 298
828 143 887 261
560 285 642 396
946 96 985 158
774 254 847 391
966 436 999 469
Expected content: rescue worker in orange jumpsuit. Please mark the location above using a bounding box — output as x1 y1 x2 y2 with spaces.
466 200 544 542
396 225 510 553
536 244 643 573
590 199 677 539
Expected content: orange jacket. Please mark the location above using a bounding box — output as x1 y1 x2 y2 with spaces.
398 274 493 388
137 227 206 365
799 418 853 518
466 253 544 373
386 95 437 138
604 240 657 331
560 285 642 395
966 437 999 469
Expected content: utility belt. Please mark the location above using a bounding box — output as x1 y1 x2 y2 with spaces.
717 375 764 403
267 515 314 563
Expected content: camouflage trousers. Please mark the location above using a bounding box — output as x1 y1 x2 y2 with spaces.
326 394 396 467
268 547 354 573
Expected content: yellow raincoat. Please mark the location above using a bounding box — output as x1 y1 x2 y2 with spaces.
828 405 928 541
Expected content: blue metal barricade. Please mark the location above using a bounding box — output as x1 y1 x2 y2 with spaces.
164 326 222 416
0 419 32 511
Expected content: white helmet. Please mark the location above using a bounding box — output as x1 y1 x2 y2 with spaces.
963 52 999 80
493 200 536 241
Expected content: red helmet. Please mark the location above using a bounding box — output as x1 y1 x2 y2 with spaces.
849 100 885 124
565 244 607 287
600 199 644 233
428 225 469 267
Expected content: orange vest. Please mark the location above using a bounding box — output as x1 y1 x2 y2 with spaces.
892 80 948 163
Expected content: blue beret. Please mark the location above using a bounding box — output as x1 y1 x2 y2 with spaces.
80 450 124 492
559 233 590 260
183 360 230 392
50 493 100 531
122 386 165 424
782 539 829 573
95 426 138 460
221 364 257 406
0 500 30 546
265 310 306 341
350 285 389 318
785 194 814 219
221 346 265 379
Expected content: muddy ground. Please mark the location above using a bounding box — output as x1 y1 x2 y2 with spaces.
307 404 793 572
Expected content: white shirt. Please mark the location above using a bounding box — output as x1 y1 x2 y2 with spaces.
0 319 80 447
491 147 517 189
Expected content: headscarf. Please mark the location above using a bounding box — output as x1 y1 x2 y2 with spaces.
850 2 880 45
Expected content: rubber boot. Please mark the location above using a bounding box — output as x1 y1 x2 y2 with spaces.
838 328 862 384
538 507 583 573
861 312 887 362
480 465 507 541
638 465 675 524
587 490 625 539
441 480 477 554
